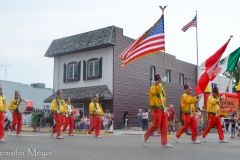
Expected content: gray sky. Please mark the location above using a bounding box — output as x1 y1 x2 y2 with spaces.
0 0 239 88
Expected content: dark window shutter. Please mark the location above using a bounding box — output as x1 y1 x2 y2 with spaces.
98 57 102 78
63 63 66 83
83 60 86 81
77 61 81 81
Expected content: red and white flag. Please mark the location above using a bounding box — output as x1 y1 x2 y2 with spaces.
196 38 232 95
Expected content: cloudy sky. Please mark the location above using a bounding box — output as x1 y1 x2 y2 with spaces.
0 0 239 88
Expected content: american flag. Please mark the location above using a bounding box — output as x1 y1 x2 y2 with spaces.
119 15 165 68
181 15 197 32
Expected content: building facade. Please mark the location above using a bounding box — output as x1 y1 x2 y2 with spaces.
44 26 198 126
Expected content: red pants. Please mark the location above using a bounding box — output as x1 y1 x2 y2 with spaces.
202 114 224 140
176 114 197 141
52 113 63 137
88 116 102 136
10 112 22 134
63 116 74 135
0 112 4 139
144 109 168 145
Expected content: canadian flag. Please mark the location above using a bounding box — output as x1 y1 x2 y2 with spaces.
196 37 232 95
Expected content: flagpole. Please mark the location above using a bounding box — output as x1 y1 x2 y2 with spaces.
196 11 199 82
160 5 167 95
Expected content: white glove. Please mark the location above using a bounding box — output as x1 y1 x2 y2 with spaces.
66 114 68 117
95 110 99 112
162 76 167 83
57 110 60 114
220 94 226 100
4 113 7 119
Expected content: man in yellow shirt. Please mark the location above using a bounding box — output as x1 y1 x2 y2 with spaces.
87 94 104 138
8 91 22 136
174 84 201 144
200 86 229 143
51 90 66 139
0 84 7 142
142 74 173 148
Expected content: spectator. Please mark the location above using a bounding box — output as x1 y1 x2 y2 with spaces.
123 108 128 131
103 115 109 133
104 110 111 132
142 109 148 131
84 116 91 132
36 111 42 132
196 107 203 136
45 109 51 128
230 115 236 138
167 104 176 134
137 109 143 131
109 113 114 133
31 111 38 132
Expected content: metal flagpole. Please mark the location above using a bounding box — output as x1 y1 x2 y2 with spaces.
196 11 199 81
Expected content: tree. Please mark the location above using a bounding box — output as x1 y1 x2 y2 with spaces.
223 61 240 92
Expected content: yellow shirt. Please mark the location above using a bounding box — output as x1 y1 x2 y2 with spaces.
149 82 166 110
207 95 220 114
64 104 75 115
8 98 20 112
89 102 104 116
181 93 197 114
51 99 66 113
0 95 6 112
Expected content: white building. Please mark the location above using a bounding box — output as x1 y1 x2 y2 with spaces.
0 80 53 124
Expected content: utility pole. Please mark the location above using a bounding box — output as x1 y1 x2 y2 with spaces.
0 65 14 80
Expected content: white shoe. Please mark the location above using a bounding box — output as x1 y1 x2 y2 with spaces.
0 139 6 143
219 139 229 143
162 143 173 148
174 133 179 143
8 130 11 136
191 140 201 144
57 136 64 139
142 135 147 147
95 135 102 138
200 136 207 142
51 131 54 138
16 134 22 137
69 134 74 136
87 132 89 137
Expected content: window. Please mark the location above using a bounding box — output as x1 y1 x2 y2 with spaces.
85 57 102 80
68 63 78 79
179 73 184 85
166 70 171 83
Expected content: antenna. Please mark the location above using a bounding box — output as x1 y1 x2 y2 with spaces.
0 65 14 80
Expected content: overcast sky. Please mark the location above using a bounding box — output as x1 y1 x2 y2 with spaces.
0 0 239 88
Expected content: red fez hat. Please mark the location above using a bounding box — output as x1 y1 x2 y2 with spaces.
184 84 190 90
154 74 161 81
212 86 219 93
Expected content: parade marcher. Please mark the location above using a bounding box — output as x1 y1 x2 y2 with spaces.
174 84 201 144
87 94 104 138
62 97 74 136
200 86 229 143
142 74 173 148
0 84 7 142
51 90 66 139
8 91 22 136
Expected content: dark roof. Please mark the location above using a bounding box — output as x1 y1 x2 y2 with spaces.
44 85 112 103
44 26 116 57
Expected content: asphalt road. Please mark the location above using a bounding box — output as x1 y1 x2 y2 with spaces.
0 131 239 160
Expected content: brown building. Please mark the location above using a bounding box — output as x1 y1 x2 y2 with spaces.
44 26 197 127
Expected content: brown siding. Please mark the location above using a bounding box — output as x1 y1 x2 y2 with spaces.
113 27 197 127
